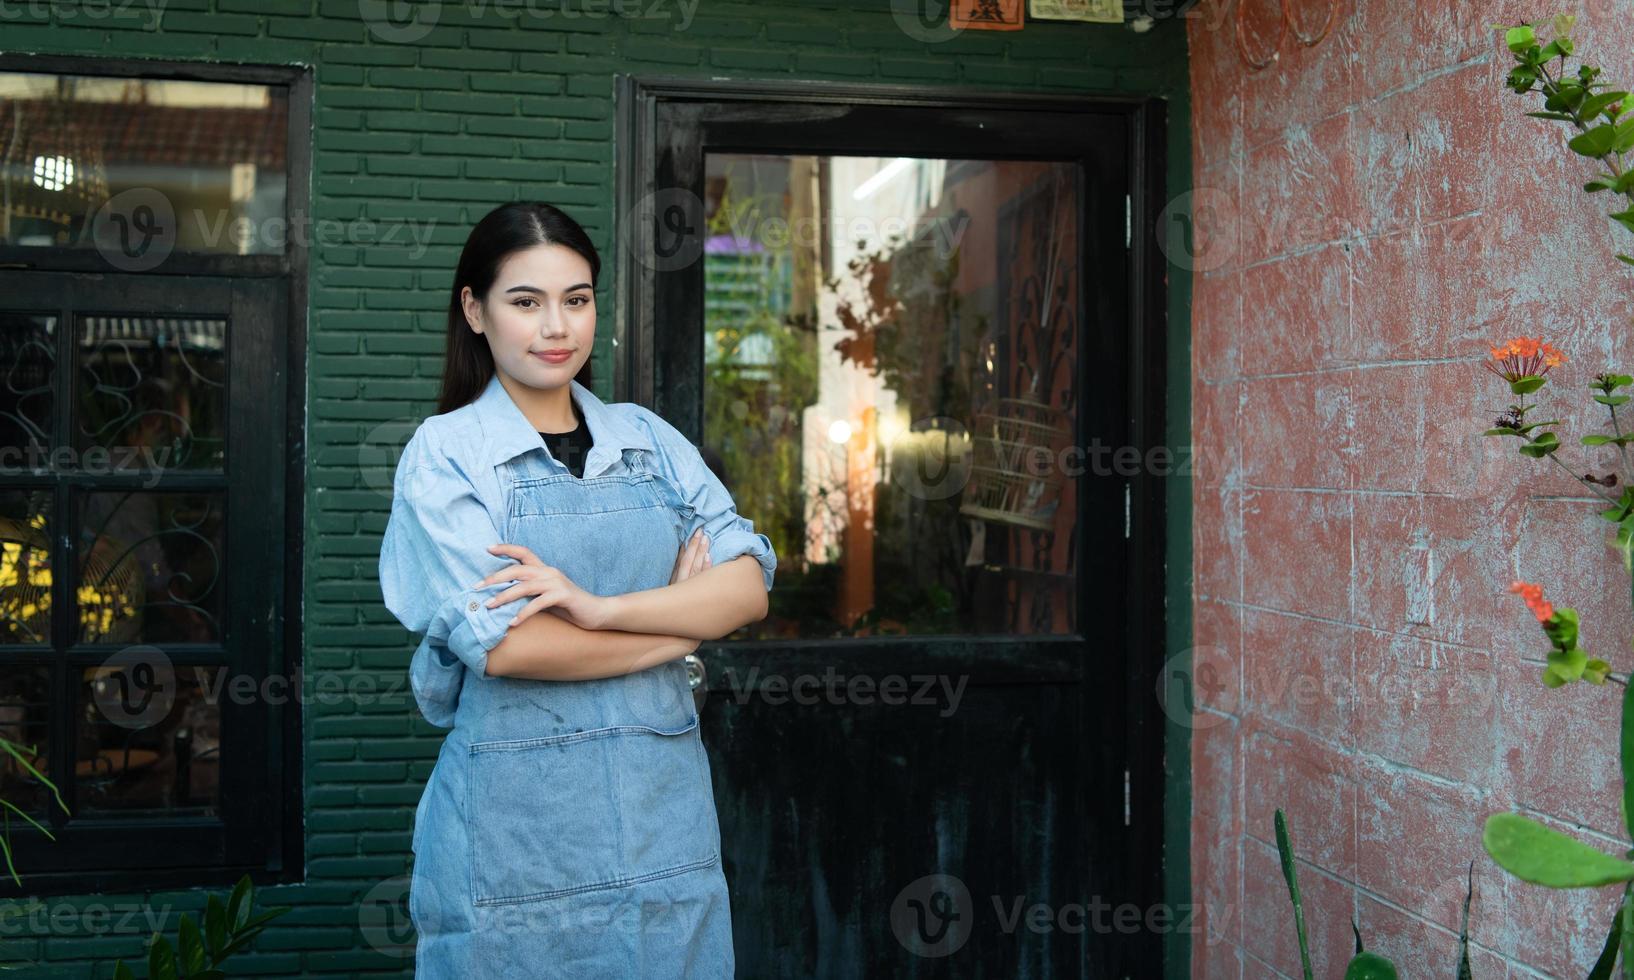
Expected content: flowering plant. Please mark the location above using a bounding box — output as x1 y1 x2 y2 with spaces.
1475 17 1634 976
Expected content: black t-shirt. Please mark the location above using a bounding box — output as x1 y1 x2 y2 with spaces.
538 397 593 478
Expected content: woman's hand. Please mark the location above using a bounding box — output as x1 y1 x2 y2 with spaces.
476 543 612 631
670 528 712 584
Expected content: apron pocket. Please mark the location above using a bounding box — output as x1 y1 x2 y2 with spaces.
466 717 719 907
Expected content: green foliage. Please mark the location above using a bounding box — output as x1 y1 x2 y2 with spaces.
111 875 290 980
1483 812 1634 886
1275 809 1426 976
0 734 69 886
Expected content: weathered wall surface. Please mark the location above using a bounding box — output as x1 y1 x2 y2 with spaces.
1188 0 1634 974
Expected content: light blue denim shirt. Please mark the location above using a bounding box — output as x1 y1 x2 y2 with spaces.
379 373 776 728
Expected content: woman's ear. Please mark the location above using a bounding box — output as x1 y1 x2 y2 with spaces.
461 286 485 334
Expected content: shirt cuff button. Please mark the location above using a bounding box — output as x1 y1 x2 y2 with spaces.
467 601 479 610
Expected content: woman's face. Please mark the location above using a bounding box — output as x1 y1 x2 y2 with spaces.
462 242 595 389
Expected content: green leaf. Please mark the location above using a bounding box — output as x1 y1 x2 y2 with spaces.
1623 888 1634 980
1532 110 1579 121
1571 123 1619 156
1483 428 1529 437
1510 375 1548 395
1588 893 1622 980
1544 606 1580 648
204 895 227 959
1507 24 1537 53
1274 809 1315 980
112 962 136 980
1595 395 1631 406
1484 812 1634 886
1584 91 1630 118
1520 431 1562 457
1612 208 1634 235
1584 434 1617 445
1344 951 1399 980
1456 860 1474 980
1588 658 1613 684
177 915 206 976
226 874 251 931
1621 677 1634 839
148 933 177 980
1588 175 1621 192
1618 253 1634 266
1545 647 1588 684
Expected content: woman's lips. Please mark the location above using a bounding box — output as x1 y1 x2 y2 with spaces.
533 350 573 363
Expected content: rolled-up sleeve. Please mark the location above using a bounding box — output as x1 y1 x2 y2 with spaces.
635 407 777 593
378 424 530 724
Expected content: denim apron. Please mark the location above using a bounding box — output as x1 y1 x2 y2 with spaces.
407 444 735 978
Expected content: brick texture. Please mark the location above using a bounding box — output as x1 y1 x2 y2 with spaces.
1189 0 1634 974
2 2 1193 976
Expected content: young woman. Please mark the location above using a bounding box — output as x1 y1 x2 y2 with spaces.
378 202 775 978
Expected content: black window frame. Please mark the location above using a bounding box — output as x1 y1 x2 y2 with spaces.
0 52 308 897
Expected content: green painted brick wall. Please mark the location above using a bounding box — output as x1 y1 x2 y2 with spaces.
0 3 1193 976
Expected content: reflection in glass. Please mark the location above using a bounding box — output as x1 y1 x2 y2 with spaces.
703 155 1079 639
0 491 51 645
0 313 55 462
77 492 223 644
77 316 227 471
77 664 220 815
0 73 287 254
0 666 52 816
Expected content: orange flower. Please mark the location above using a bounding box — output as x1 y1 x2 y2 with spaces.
1485 336 1567 382
1509 580 1555 622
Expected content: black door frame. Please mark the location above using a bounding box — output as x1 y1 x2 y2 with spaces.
614 75 1169 976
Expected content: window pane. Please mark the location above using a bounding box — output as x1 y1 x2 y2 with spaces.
0 490 52 645
703 155 1080 639
77 491 224 644
76 316 228 471
0 312 55 460
0 666 53 816
78 662 220 815
0 74 287 255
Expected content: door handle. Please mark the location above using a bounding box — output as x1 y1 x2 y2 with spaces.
684 653 707 715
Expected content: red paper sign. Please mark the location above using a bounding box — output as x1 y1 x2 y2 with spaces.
950 0 1024 31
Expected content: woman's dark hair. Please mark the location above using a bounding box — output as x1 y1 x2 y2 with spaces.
437 202 599 415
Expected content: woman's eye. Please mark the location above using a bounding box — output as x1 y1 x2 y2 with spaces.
516 298 538 309
569 296 589 307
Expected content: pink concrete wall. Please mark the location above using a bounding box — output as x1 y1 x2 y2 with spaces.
1186 0 1634 975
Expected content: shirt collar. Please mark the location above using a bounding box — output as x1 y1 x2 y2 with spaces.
471 372 653 477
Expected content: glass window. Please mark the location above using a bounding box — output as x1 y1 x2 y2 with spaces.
703 154 1080 639
0 73 288 255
